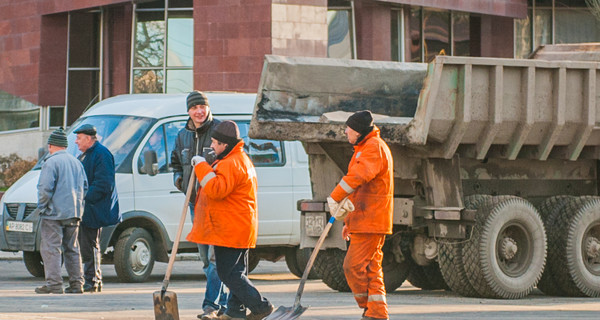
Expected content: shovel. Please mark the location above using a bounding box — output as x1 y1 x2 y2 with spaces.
153 173 196 320
265 198 353 320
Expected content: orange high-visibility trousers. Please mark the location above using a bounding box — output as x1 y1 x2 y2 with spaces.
343 233 388 319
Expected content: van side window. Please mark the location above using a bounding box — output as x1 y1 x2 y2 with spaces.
138 126 168 174
164 120 186 169
236 121 285 167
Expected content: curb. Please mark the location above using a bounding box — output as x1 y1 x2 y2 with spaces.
0 252 200 261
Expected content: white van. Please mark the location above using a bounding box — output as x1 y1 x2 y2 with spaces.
0 93 313 282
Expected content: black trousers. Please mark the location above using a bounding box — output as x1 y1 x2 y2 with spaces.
78 224 102 284
214 246 271 318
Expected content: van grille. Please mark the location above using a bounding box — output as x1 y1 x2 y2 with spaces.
4 203 37 220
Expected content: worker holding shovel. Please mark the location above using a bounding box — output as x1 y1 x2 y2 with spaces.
187 120 274 320
328 110 394 320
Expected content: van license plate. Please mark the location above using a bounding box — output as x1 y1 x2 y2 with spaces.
305 212 326 237
6 221 33 233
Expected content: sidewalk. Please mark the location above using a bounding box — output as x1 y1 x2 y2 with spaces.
0 251 21 260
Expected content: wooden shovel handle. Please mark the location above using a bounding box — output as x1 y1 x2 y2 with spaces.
162 172 196 293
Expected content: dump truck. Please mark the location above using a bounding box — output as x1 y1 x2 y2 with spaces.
248 52 600 299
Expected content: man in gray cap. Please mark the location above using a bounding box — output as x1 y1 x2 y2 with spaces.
171 91 229 319
74 123 121 292
35 127 87 294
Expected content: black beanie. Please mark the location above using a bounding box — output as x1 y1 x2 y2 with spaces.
47 127 68 148
346 110 374 135
186 91 209 110
212 120 241 146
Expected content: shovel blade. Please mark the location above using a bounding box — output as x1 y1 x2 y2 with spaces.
153 290 180 320
263 305 308 320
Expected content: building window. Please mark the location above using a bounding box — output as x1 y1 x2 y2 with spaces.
395 7 469 63
0 91 40 132
66 10 102 126
132 0 193 93
514 0 600 58
328 0 355 59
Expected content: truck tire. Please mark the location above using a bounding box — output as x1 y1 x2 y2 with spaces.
248 250 260 273
285 246 320 279
315 248 410 293
114 227 155 283
551 196 600 297
536 195 573 296
439 195 491 297
407 261 448 290
463 197 546 299
23 251 45 278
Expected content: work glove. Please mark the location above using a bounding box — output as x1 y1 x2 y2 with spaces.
191 155 206 166
327 197 355 220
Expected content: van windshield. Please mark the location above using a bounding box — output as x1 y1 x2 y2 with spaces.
35 115 154 171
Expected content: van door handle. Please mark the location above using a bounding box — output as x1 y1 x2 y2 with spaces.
170 190 183 194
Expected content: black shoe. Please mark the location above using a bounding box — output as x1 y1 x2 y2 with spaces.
65 285 83 294
247 303 274 320
83 282 101 293
35 285 63 294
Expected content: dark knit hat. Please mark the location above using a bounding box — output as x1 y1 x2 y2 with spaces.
47 127 68 147
346 110 374 135
212 120 241 146
187 91 209 110
73 124 97 136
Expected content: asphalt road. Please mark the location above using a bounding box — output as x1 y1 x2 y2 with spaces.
0 254 600 320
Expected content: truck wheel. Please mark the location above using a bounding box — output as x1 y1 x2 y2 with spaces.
316 248 409 293
463 197 546 299
114 228 155 283
317 248 351 292
536 195 573 296
23 251 45 278
248 250 260 273
439 195 491 297
407 261 448 290
285 247 320 279
551 196 600 297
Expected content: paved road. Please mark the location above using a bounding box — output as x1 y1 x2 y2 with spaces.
0 254 600 319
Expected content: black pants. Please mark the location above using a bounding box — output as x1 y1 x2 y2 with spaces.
78 224 102 285
214 246 271 318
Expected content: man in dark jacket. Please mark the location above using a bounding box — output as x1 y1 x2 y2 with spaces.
171 91 228 319
74 124 121 293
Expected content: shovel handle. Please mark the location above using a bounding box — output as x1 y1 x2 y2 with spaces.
293 199 347 308
162 172 197 290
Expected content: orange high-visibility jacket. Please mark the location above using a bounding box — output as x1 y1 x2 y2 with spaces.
330 127 393 234
187 141 259 249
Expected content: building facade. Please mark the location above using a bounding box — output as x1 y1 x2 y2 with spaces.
0 0 598 158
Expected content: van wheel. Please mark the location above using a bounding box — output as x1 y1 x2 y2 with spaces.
285 246 321 279
114 228 155 283
23 251 45 277
248 250 260 273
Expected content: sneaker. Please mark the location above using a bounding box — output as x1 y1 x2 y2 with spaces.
361 317 389 320
65 285 83 294
35 285 64 294
247 304 274 320
198 306 220 320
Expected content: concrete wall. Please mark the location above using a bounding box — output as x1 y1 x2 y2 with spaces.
0 130 49 160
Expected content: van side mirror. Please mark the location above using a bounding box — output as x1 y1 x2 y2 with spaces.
38 147 48 161
143 150 159 176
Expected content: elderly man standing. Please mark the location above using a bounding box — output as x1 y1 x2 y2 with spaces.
188 121 273 320
35 127 87 294
327 110 394 320
74 124 121 293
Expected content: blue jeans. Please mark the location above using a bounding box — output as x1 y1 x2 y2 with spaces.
190 204 229 311
214 246 272 318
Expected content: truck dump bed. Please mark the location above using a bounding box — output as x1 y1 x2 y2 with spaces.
250 55 600 161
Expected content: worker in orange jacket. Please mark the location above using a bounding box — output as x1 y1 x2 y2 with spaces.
328 110 393 320
187 121 273 320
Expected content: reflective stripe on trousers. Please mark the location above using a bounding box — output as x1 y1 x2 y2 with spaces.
343 233 388 319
